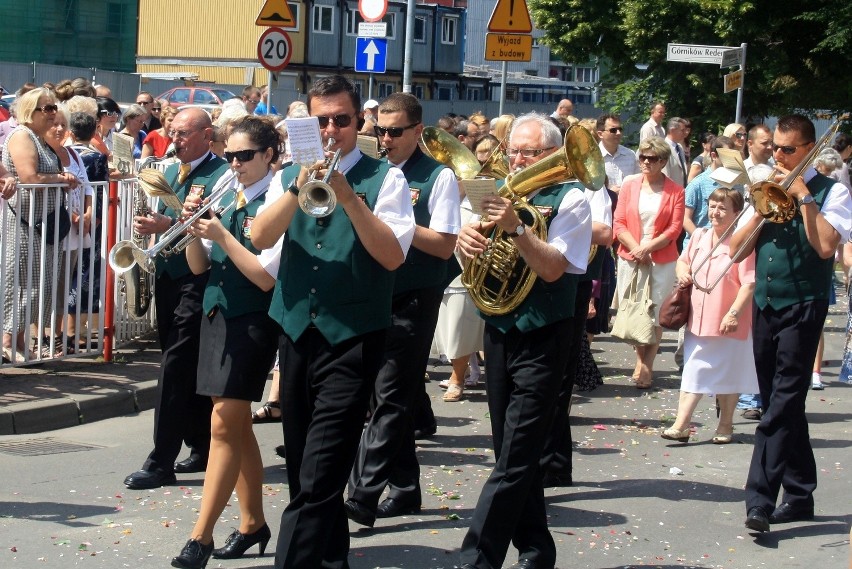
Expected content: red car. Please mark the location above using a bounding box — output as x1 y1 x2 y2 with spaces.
156 86 238 108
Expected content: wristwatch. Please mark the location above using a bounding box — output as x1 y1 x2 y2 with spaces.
287 177 300 195
799 194 815 206
507 223 526 238
728 308 739 317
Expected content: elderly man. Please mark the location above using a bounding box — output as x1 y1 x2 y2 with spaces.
661 117 688 187
640 101 666 142
123 108 231 490
251 75 415 569
456 112 592 569
551 98 574 120
731 114 852 533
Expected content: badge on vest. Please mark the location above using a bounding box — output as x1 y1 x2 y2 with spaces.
189 185 205 198
534 205 554 219
409 188 421 205
355 192 368 205
242 217 254 238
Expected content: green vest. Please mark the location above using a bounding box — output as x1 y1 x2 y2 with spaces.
268 156 397 345
754 173 836 310
483 181 584 333
393 148 455 294
155 154 231 279
203 191 273 318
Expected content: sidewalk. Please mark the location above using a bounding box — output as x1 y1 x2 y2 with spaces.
0 336 162 435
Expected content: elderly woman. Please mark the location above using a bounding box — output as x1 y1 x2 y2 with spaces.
663 188 757 443
140 104 176 159
118 104 148 159
723 123 747 157
1 87 79 363
612 136 684 388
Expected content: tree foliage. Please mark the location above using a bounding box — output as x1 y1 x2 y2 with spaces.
529 0 852 132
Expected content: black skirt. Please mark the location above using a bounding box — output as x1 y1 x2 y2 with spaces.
196 309 280 401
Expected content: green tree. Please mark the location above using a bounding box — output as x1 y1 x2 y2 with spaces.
529 0 851 133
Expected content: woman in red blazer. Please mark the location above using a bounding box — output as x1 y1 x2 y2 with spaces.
612 136 685 388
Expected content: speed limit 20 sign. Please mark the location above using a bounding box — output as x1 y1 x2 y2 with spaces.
257 27 292 73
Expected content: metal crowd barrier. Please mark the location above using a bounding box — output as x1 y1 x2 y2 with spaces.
0 177 159 369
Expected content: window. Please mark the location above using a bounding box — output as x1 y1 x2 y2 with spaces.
525 70 538 77
441 16 457 45
576 67 595 83
505 87 517 101
412 84 425 99
352 80 364 99
465 87 480 101
346 9 395 38
193 90 216 105
284 2 300 32
378 82 395 99
169 89 190 104
313 5 334 34
436 86 453 100
414 16 426 43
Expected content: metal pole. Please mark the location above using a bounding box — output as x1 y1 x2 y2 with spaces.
368 74 374 100
402 0 415 93
499 61 507 116
103 181 119 363
735 42 747 124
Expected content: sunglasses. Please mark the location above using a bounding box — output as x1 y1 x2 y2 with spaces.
374 122 420 138
316 114 354 129
151 107 161 111
772 142 809 155
100 110 120 118
603 127 623 134
638 154 663 163
224 148 262 163
247 98 261 104
34 104 59 114
507 147 555 158
735 132 747 139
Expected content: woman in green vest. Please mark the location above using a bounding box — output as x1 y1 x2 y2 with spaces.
171 116 283 569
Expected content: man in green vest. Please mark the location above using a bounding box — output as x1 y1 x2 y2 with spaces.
124 107 231 490
250 75 415 569
730 114 852 533
455 113 592 569
344 93 460 527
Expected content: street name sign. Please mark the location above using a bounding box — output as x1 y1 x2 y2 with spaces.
720 48 743 68
666 43 730 65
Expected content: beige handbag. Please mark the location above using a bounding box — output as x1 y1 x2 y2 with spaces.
611 266 656 346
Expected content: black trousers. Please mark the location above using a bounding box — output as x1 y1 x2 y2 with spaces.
540 280 593 478
274 327 385 569
349 287 443 507
460 318 573 569
745 300 827 513
142 272 211 473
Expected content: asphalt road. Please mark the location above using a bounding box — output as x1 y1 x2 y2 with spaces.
1 307 851 568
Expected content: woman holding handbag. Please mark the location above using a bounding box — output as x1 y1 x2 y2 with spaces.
662 188 757 444
612 136 684 388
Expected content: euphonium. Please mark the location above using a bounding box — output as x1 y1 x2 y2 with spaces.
119 182 155 319
461 125 605 316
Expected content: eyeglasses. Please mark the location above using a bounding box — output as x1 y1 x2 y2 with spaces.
136 101 152 106
169 129 199 139
772 142 809 155
247 98 261 104
316 114 354 129
151 107 162 111
638 154 663 163
34 104 59 114
374 122 420 138
735 132 747 139
100 110 120 118
507 147 555 158
223 148 262 163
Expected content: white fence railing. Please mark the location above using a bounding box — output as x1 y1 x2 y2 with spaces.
1 178 158 368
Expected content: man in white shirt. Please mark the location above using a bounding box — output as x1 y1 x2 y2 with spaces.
639 102 666 142
596 113 638 193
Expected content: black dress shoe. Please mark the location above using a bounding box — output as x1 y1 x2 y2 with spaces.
124 469 176 490
171 538 214 568
414 423 437 439
344 499 376 527
769 502 815 524
542 472 573 488
274 444 286 458
509 560 554 569
376 496 421 518
212 523 271 559
744 506 770 532
174 455 208 474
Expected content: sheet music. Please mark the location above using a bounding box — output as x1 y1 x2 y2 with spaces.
711 148 750 188
111 132 135 176
285 117 326 166
459 178 499 216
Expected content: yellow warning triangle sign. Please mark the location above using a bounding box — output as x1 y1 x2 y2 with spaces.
256 0 296 27
487 0 533 33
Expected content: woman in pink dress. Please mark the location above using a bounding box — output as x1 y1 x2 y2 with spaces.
662 188 758 444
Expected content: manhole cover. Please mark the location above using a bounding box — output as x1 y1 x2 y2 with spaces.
0 438 104 456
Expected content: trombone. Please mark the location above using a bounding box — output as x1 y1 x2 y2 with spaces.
109 182 239 275
691 116 846 293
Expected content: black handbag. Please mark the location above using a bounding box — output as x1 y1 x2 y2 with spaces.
8 196 71 243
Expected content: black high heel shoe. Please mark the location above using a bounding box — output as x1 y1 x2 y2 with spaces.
212 523 272 559
171 538 214 569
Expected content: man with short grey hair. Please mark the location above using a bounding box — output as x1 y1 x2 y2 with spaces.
662 117 688 187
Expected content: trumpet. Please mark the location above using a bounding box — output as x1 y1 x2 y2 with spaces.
298 138 341 218
109 183 239 275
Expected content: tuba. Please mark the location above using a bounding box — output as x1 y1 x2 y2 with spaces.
460 125 605 315
119 182 155 319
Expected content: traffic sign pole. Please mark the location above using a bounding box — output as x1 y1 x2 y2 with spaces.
735 43 747 124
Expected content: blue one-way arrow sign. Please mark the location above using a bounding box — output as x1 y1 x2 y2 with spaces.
355 37 387 73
